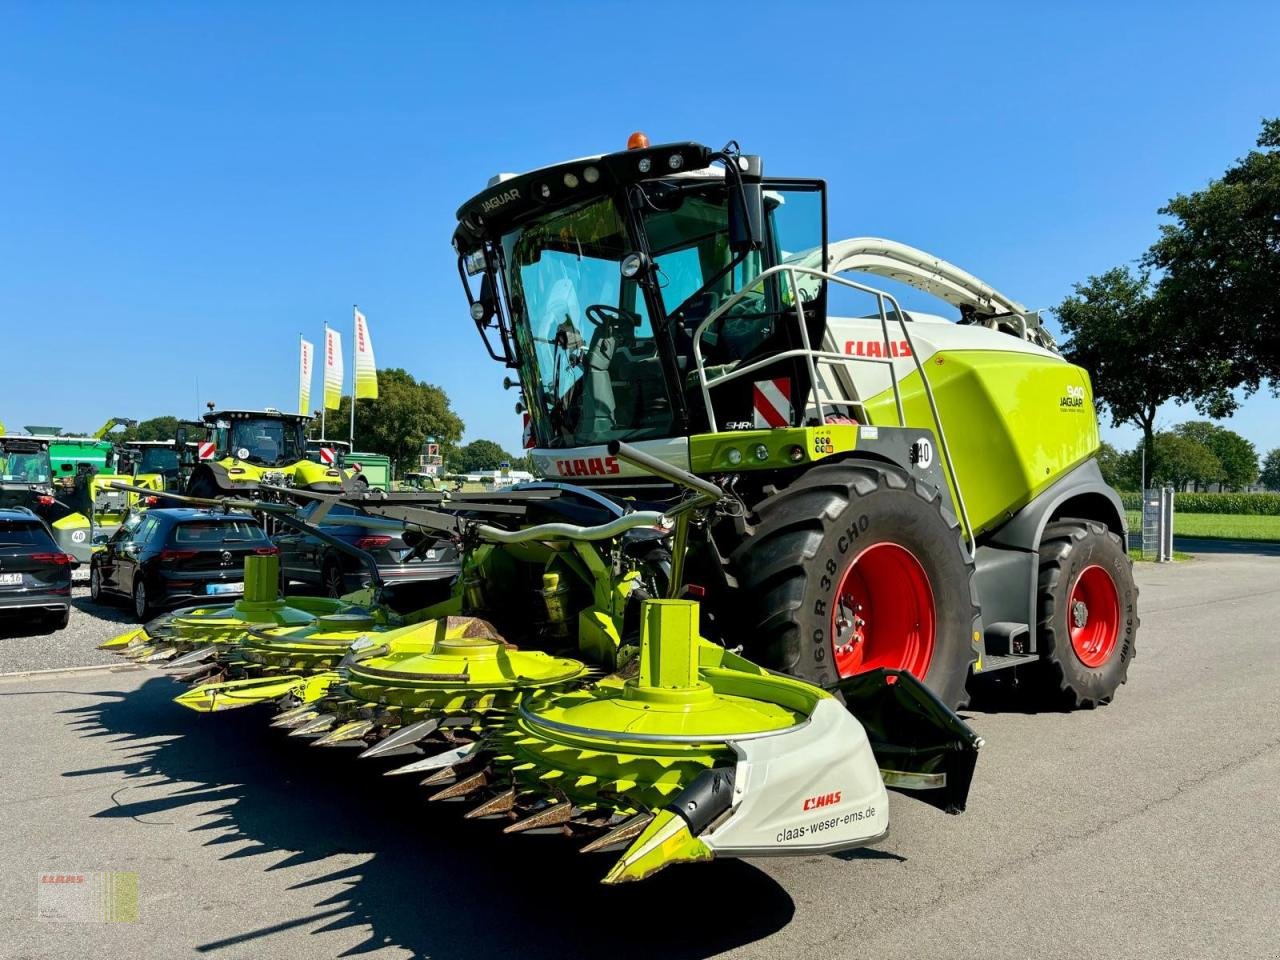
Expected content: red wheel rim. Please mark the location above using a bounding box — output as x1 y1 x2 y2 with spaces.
831 543 936 679
1067 564 1120 668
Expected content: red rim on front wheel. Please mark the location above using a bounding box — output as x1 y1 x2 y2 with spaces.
1068 564 1120 668
831 543 936 679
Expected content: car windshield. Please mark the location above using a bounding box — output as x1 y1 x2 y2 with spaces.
172 519 267 544
502 197 674 447
226 418 305 465
0 451 51 483
0 520 53 548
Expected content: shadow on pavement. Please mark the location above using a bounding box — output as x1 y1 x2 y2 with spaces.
60 676 795 959
69 594 136 624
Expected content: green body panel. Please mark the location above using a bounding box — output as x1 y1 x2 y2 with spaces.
48 439 114 476
346 452 390 490
863 350 1099 536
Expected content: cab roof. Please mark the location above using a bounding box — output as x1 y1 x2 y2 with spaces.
452 141 715 253
202 409 312 423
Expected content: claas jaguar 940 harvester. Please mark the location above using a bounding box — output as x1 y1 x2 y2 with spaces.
453 134 1138 710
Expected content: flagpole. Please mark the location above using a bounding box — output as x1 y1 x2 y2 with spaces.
350 305 358 449
321 322 327 441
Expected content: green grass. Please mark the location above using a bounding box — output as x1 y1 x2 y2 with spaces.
1124 510 1280 542
1129 548 1192 562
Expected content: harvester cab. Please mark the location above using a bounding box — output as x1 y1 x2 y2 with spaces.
453 136 1138 711
186 408 356 501
0 436 56 514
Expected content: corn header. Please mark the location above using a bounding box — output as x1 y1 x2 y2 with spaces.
101 447 979 883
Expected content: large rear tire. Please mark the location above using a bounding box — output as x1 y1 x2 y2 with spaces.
731 461 979 709
1035 519 1138 708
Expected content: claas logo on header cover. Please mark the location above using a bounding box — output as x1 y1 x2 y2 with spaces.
802 790 842 811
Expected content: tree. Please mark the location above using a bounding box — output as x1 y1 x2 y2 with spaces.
1261 448 1280 492
332 367 464 475
1172 421 1257 490
1096 440 1142 491
1149 432 1222 490
122 416 181 443
1147 118 1280 399
450 439 515 473
1055 268 1232 478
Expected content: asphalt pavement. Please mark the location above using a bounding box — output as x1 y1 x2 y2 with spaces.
1 552 1277 960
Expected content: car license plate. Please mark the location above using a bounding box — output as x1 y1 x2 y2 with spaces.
206 581 242 595
0 573 21 586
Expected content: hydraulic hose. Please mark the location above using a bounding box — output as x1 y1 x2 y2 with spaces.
474 511 669 544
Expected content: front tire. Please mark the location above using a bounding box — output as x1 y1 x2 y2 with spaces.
89 566 104 603
133 579 152 622
731 461 979 709
1035 520 1138 708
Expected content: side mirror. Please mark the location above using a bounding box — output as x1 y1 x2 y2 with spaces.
175 426 188 447
727 154 765 253
92 534 109 545
728 182 764 253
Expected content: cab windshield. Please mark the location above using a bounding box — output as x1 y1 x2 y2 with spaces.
0 450 51 484
137 447 180 476
225 418 305 465
496 179 824 449
502 198 669 447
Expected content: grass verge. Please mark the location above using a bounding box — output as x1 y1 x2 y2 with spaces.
1124 511 1280 542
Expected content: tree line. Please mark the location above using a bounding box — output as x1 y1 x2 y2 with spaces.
1098 420 1280 492
115 367 528 477
1056 118 1279 486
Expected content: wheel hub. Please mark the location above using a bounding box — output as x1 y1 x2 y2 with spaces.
1067 565 1120 668
830 542 936 680
1071 599 1089 629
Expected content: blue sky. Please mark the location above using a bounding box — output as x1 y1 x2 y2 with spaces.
2 1 1278 456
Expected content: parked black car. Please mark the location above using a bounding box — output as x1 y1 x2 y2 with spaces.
0 507 77 631
89 508 277 620
274 501 460 597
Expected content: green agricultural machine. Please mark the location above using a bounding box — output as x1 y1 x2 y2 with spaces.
453 135 1138 710
102 135 1140 885
0 436 56 513
1 419 138 559
185 408 361 500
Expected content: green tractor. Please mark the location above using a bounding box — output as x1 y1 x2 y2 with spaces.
453 136 1138 709
1 419 138 559
185 408 360 501
0 436 56 514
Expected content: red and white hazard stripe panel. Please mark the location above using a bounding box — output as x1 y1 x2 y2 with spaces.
318 447 336 465
752 378 792 429
197 441 217 460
